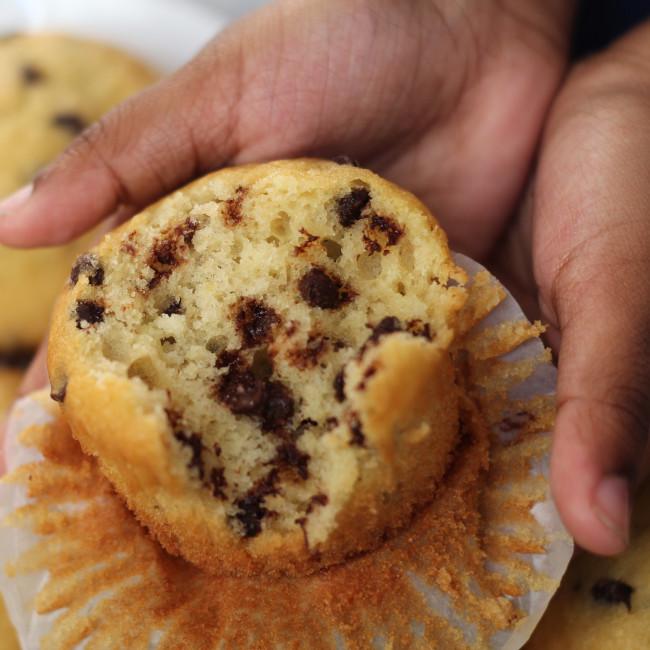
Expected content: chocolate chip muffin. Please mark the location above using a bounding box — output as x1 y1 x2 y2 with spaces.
47 159 469 576
0 33 157 198
0 33 157 355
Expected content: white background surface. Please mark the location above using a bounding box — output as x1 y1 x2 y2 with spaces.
200 0 271 20
0 0 274 72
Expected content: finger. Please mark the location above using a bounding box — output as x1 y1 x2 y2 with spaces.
534 21 650 554
0 338 49 476
0 0 433 248
0 0 576 256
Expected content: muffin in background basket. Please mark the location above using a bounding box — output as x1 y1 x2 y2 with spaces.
0 32 158 360
525 476 650 649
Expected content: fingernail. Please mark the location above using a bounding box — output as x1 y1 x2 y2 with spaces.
0 184 33 217
593 474 630 548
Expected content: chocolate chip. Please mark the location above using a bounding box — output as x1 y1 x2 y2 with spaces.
216 351 295 431
299 267 345 310
350 417 365 447
52 113 86 135
178 219 199 245
333 370 345 402
336 188 371 227
233 470 279 537
165 408 184 428
306 493 329 514
224 186 247 226
219 364 267 415
406 319 432 340
293 229 320 256
174 431 204 479
235 298 280 348
0 347 34 370
369 215 403 247
21 64 45 85
163 299 184 316
146 218 199 289
591 579 634 611
296 418 318 436
357 364 377 391
287 334 328 370
70 253 104 287
234 493 267 537
215 349 243 370
120 232 138 256
274 441 310 480
368 316 402 343
153 239 177 266
75 300 104 328
262 381 295 430
331 155 360 167
50 383 67 403
363 214 404 255
209 466 227 499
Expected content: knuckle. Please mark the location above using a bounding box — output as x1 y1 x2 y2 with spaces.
559 387 650 479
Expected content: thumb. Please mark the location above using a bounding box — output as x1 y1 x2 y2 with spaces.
534 25 650 554
548 272 649 555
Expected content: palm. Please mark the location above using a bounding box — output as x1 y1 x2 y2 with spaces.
206 0 568 266
165 0 569 328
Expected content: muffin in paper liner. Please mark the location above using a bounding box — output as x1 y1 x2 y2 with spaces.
0 254 573 649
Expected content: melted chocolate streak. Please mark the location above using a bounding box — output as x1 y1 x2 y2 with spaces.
235 298 280 349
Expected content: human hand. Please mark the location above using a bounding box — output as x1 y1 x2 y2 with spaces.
0 0 580 516
0 0 574 255
494 18 650 556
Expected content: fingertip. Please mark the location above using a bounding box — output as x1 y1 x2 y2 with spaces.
555 484 629 556
0 184 37 247
592 474 630 550
0 183 33 216
551 407 631 556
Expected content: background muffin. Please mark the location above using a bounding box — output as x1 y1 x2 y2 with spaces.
0 33 157 357
0 31 158 647
525 476 650 649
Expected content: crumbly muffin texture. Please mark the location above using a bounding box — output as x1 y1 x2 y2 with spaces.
0 33 157 353
48 159 468 575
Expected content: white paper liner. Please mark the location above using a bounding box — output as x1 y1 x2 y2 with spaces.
0 253 574 649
